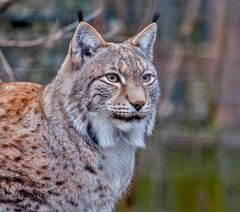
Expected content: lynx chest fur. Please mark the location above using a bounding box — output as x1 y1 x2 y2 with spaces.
0 19 160 211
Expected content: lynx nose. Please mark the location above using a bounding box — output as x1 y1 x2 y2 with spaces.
131 101 145 111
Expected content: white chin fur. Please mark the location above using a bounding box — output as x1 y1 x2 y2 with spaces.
112 119 135 132
90 115 147 149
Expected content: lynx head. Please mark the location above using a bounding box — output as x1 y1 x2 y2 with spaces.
59 20 160 148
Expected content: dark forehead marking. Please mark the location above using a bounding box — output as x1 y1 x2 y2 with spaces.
119 43 149 60
119 44 139 57
115 45 147 77
107 44 137 59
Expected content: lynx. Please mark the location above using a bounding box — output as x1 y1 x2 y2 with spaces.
0 16 160 211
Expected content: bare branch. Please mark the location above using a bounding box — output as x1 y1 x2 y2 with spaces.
0 49 15 81
104 22 123 39
0 0 21 13
0 5 104 48
63 20 123 40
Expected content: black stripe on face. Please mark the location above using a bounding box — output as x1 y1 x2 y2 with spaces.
69 75 106 100
92 93 109 99
86 75 105 90
86 122 98 145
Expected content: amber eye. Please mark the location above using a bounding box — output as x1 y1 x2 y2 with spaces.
106 73 120 83
142 74 153 84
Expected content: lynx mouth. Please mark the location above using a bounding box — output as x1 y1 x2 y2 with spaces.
112 114 143 122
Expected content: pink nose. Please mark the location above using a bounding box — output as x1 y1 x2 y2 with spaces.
131 101 145 111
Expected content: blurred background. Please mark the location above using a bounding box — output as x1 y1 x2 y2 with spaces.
0 0 240 211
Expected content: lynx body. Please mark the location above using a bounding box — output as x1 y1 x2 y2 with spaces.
0 20 160 211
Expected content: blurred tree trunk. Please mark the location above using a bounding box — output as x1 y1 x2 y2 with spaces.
205 0 228 99
158 0 202 118
215 0 240 128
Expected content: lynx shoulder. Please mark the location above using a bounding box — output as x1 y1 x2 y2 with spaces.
0 19 160 211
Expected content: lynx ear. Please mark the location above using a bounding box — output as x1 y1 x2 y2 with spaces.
127 23 157 60
70 22 106 68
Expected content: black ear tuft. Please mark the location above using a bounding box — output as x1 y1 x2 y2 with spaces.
77 10 84 22
152 11 160 23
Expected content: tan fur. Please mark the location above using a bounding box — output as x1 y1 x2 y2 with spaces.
0 21 159 211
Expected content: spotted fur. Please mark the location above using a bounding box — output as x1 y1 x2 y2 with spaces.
0 21 160 211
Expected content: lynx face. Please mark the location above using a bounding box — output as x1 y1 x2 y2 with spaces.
62 21 160 148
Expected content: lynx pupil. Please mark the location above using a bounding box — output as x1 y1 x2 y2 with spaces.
106 73 120 83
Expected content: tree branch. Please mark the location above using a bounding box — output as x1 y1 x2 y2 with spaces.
0 49 15 81
0 5 104 48
0 0 21 13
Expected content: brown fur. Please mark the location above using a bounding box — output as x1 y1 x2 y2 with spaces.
0 21 159 211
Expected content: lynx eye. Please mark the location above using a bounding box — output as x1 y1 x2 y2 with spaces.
106 73 120 83
142 73 154 84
